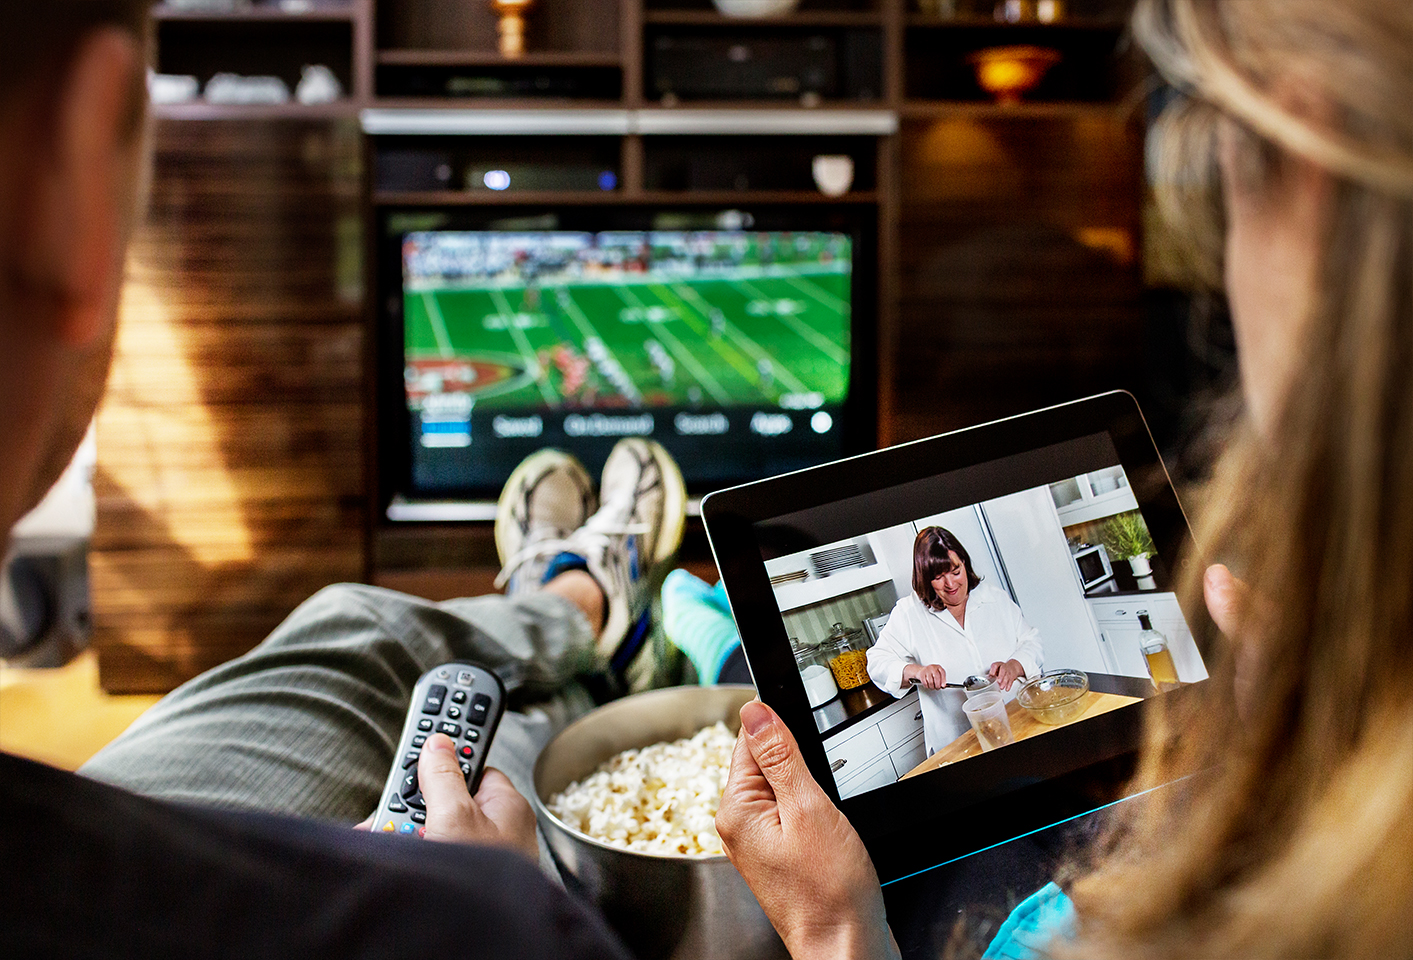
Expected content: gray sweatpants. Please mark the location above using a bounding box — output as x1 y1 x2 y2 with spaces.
81 583 600 872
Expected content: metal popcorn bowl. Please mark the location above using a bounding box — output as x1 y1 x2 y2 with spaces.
532 685 787 960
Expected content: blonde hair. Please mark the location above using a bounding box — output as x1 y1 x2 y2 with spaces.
1062 1 1413 958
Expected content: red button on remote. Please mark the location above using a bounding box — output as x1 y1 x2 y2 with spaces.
458 745 474 759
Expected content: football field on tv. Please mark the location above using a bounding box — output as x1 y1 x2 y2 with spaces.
404 263 851 411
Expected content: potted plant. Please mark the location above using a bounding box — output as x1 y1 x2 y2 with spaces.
1101 512 1156 577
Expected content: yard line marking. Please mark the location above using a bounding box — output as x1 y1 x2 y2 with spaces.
421 292 454 359
664 283 808 394
613 285 731 405
634 284 760 389
780 272 850 314
489 288 558 406
557 287 645 405
731 279 850 365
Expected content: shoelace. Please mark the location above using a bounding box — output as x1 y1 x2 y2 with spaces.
493 498 651 590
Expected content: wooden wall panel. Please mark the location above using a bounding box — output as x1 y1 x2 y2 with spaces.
892 113 1146 442
93 119 366 694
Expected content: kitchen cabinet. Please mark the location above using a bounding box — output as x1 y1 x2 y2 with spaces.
824 688 924 800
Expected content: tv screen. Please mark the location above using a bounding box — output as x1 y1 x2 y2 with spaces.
378 208 876 515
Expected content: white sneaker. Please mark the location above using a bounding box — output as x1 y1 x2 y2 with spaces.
574 438 687 661
493 449 596 596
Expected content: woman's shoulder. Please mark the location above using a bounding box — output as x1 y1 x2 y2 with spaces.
970 581 1012 605
888 593 927 620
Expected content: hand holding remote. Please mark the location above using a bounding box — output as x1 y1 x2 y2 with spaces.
417 734 537 859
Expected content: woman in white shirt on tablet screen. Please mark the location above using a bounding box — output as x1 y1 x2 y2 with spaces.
867 527 1042 754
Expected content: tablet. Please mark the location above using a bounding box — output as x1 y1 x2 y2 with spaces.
701 391 1212 884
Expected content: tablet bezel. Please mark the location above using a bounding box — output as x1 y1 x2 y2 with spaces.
701 391 1211 884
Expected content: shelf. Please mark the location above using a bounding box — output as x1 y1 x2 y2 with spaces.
153 100 362 120
635 106 897 134
152 2 360 22
361 107 632 134
377 49 622 68
644 9 883 27
360 106 897 135
374 188 879 205
904 13 1127 29
899 100 1135 120
772 565 894 613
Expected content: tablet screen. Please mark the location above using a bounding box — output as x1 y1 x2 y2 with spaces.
760 435 1206 801
703 394 1212 883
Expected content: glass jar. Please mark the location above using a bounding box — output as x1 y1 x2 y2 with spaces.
793 638 838 707
825 622 871 690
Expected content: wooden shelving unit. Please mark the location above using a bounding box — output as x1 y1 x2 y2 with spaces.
94 0 1149 692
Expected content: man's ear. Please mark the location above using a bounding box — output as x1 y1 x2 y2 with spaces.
20 28 143 349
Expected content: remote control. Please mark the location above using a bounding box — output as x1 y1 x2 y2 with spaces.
373 662 507 838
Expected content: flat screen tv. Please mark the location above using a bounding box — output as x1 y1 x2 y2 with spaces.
374 206 877 520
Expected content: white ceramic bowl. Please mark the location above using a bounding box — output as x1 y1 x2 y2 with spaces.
712 0 801 18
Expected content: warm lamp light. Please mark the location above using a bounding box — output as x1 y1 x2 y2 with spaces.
491 0 536 58
968 46 1062 105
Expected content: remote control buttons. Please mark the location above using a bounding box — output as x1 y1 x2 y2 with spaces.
417 719 433 732
411 735 427 747
401 751 421 769
459 761 471 777
451 690 467 704
399 823 417 834
401 771 419 799
464 729 480 743
387 796 407 813
446 707 462 720
436 721 462 738
458 745 474 760
436 669 450 680
422 684 448 715
457 670 475 686
468 693 493 726
411 811 426 824
405 794 426 811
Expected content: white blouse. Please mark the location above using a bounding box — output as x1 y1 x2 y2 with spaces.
866 582 1043 754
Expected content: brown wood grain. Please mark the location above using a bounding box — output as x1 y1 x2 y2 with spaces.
93 119 366 693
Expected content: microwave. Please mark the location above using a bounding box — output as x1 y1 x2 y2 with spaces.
1073 543 1114 591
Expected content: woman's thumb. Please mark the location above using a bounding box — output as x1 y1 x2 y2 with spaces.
739 701 811 806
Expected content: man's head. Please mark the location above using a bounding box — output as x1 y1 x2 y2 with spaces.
0 0 150 535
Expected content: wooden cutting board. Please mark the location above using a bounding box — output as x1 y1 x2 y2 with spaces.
899 690 1142 780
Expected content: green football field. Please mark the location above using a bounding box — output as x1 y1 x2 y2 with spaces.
404 264 851 411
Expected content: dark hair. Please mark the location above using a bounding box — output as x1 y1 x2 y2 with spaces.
0 1 151 115
911 526 981 611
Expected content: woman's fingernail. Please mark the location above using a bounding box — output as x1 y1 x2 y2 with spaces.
741 700 772 737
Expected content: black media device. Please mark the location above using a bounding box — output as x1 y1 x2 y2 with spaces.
374 661 507 838
374 204 877 520
649 31 882 101
701 392 1214 886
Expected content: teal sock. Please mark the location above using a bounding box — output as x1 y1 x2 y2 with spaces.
662 569 742 685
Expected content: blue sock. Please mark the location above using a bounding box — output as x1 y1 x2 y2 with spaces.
542 551 589 584
662 569 742 685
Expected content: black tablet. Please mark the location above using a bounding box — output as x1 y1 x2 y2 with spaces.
701 392 1212 884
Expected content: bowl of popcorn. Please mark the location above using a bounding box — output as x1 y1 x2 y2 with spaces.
533 684 786 960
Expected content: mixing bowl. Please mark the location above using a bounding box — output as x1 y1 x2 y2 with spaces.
532 685 787 960
1016 669 1090 725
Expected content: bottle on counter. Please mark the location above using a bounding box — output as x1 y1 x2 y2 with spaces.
1138 611 1181 692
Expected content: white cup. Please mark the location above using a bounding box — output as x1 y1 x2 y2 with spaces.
812 155 855 197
